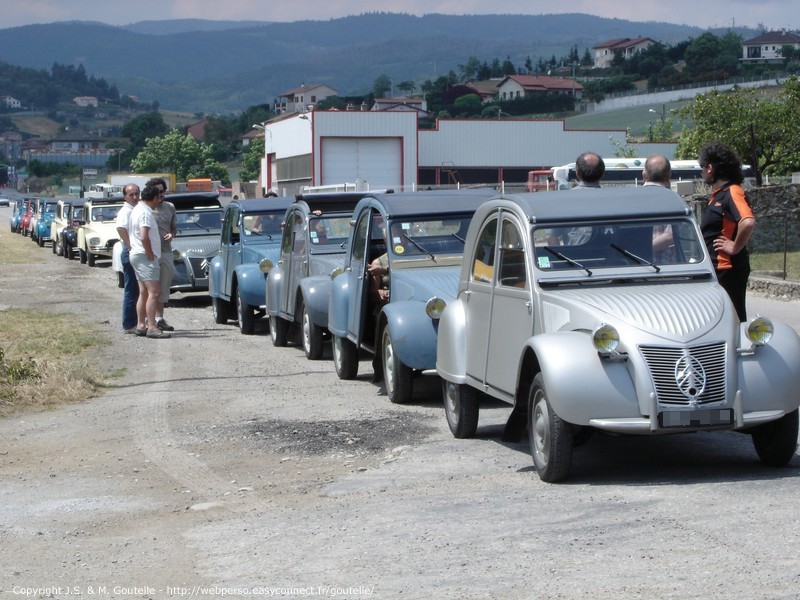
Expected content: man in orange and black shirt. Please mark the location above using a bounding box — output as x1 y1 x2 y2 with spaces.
699 141 755 322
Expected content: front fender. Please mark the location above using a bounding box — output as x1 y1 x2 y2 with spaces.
328 270 352 338
738 321 800 415
530 332 636 425
299 276 333 328
266 264 286 316
436 299 467 383
208 255 223 299
383 301 439 371
234 263 268 308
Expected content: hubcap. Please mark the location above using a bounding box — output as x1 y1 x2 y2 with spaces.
532 393 550 467
445 383 458 423
303 310 311 353
383 332 394 394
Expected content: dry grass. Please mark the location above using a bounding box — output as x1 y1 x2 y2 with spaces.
0 308 111 417
0 234 112 417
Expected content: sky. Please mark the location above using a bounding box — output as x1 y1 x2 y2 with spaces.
1 0 797 31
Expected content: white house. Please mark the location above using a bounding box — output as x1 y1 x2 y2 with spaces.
742 30 800 63
593 37 655 69
497 75 583 101
274 84 337 114
1 95 22 109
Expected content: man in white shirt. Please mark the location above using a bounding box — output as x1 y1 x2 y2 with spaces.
115 184 140 334
129 184 170 339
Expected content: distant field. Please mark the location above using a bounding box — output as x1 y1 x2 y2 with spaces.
10 114 60 137
564 99 693 139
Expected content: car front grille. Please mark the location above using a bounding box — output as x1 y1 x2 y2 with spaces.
639 342 727 406
188 257 207 279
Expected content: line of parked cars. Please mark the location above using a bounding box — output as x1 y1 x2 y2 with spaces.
206 186 800 482
9 185 800 483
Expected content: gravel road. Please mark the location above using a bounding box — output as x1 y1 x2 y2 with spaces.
2 205 800 600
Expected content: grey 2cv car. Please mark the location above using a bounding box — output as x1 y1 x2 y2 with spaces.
266 192 371 358
436 186 800 482
328 188 495 403
208 195 294 334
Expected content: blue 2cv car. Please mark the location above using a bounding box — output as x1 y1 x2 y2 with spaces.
328 188 495 403
266 192 371 357
208 196 293 334
436 186 800 482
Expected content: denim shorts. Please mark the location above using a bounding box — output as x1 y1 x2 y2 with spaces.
130 253 160 282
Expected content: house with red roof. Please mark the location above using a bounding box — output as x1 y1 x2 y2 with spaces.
496 75 583 102
742 30 800 63
593 37 655 69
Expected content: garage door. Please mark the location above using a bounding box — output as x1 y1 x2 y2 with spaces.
321 138 401 188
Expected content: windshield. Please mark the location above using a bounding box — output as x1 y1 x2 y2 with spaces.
176 208 223 231
91 205 121 222
533 219 705 272
243 212 283 237
387 216 470 258
309 215 352 248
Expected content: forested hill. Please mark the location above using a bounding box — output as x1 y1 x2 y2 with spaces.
0 12 756 113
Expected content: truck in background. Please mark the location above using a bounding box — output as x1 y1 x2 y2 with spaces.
107 173 177 193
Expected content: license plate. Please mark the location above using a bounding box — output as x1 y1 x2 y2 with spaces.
658 408 734 429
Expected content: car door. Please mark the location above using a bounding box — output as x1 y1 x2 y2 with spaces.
484 215 534 397
463 214 498 387
281 211 307 317
346 208 373 344
220 205 240 297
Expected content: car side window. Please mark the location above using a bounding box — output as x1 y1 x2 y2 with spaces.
222 207 239 244
281 212 297 254
498 218 527 289
352 213 370 263
291 214 305 256
471 216 498 283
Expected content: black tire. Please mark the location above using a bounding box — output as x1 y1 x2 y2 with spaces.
51 238 57 253
236 287 255 335
38 235 45 248
269 314 289 346
443 380 479 438
752 409 799 467
528 373 573 483
87 251 96 267
381 327 414 404
67 245 75 260
301 303 324 360
212 296 230 324
79 248 87 264
332 335 358 380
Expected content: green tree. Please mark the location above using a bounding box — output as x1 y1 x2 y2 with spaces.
396 80 416 96
238 138 264 182
676 76 800 186
452 94 482 117
372 74 392 98
130 129 230 184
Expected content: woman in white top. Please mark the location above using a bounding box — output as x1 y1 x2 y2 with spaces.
129 184 169 338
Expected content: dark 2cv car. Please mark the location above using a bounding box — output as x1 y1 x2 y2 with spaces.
436 186 800 482
266 192 369 358
328 188 494 404
208 195 293 334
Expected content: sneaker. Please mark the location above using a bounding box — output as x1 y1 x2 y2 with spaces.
135 327 147 337
147 329 171 339
156 319 174 332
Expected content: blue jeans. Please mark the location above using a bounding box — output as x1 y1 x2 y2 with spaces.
121 246 140 329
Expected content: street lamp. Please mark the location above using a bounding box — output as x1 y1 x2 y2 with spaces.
649 105 666 141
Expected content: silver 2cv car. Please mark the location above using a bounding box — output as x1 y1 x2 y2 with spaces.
436 186 800 482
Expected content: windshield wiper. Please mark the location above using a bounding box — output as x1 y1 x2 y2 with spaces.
403 233 436 261
610 243 661 272
544 246 593 276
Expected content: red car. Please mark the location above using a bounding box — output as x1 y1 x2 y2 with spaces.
19 198 37 237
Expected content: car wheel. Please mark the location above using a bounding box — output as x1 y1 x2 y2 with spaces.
443 380 479 438
236 288 255 335
269 314 289 346
528 373 573 483
751 409 799 467
332 335 358 380
38 235 45 248
381 327 413 404
87 251 96 267
212 297 230 324
66 245 74 260
79 248 87 264
51 238 57 254
301 304 323 360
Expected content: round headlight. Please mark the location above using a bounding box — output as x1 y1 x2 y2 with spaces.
425 297 447 320
746 316 773 345
592 323 620 353
259 258 273 274
172 249 182 261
